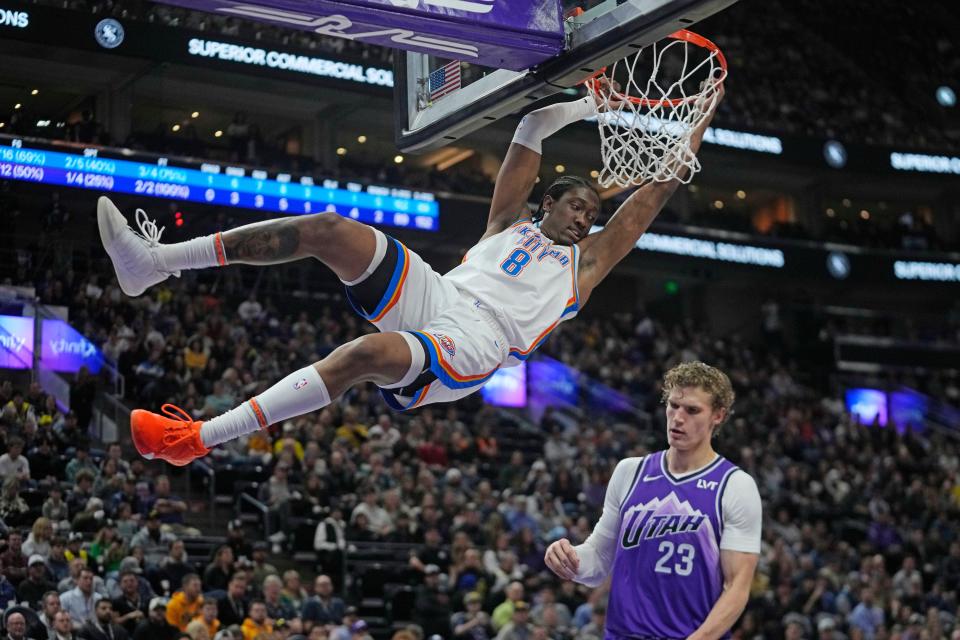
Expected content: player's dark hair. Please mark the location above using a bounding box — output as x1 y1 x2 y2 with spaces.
532 175 598 223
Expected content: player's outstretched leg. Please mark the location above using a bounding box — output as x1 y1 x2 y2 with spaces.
97 196 378 297
129 331 419 466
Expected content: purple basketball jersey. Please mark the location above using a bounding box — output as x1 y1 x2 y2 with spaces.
605 451 739 640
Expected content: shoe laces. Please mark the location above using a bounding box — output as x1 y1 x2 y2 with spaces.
159 404 202 448
134 209 165 247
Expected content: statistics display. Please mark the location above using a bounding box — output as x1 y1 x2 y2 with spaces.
0 138 440 231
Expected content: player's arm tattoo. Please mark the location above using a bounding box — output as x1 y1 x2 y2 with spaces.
223 222 301 263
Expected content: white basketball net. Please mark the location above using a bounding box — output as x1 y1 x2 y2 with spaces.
585 34 726 188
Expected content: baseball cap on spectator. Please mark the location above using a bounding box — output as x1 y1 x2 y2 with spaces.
345 606 358 617
817 617 836 632
147 510 160 520
119 556 142 574
68 532 84 543
531 460 547 472
424 564 440 576
514 601 530 612
368 425 384 438
228 519 243 532
149 597 168 611
464 592 482 606
28 554 45 566
252 541 269 552
350 621 369 634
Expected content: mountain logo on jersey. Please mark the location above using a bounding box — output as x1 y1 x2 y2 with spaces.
435 334 456 357
620 491 712 549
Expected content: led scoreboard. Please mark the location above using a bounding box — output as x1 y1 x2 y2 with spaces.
0 137 440 231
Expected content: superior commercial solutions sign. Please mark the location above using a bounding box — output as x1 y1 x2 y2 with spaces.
187 38 394 86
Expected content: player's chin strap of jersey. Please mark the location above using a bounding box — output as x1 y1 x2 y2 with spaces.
511 96 596 155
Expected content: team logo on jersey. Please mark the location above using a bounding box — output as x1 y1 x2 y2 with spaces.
293 377 309 390
434 334 456 357
620 492 709 549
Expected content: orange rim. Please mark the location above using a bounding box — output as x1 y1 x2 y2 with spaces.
584 29 727 108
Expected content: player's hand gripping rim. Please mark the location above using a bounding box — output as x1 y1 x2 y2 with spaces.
545 538 580 581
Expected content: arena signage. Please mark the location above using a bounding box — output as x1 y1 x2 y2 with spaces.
0 7 29 28
156 0 564 70
634 232 786 268
40 319 104 374
890 151 960 175
0 315 34 370
187 38 394 87
893 260 960 283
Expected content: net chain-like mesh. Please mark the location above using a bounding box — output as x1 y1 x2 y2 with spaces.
586 36 725 188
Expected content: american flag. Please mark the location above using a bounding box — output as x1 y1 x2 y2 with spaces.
428 61 461 102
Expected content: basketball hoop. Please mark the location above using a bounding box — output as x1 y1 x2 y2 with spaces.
584 29 727 188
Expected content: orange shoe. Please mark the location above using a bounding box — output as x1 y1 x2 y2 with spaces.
131 404 210 466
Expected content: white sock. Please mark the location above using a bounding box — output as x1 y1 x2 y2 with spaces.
199 365 330 447
157 233 225 271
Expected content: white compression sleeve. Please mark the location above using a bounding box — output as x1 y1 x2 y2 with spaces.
511 97 597 155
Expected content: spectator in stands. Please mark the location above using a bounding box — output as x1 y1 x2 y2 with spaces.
0 437 30 480
575 605 605 640
450 548 494 606
134 598 178 640
191 599 220 639
78 598 129 640
3 612 28 640
159 540 194 595
0 479 31 527
414 564 452 639
492 583 525 632
39 590 62 637
60 567 100 629
66 448 97 484
42 487 69 527
130 511 176 569
184 619 211 640
69 367 96 433
30 435 60 484
52 610 77 640
1 530 28 586
17 554 56 609
240 600 271 640
494 601 531 640
112 570 149 635
258 463 294 537
250 542 279 588
351 488 391 538
23 517 54 559
847 587 884 640
167 574 204 631
451 591 492 640
262 574 296 622
217 573 249 629
59 558 107 596
279 570 307 614
224 520 253 562
314 508 346 579
410 528 450 574
301 574 344 631
204 546 235 592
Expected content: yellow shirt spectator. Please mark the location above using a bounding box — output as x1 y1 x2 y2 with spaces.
167 585 204 631
241 617 272 640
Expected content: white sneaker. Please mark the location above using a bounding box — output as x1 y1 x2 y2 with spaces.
97 196 180 297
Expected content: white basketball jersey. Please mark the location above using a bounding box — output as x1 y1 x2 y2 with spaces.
443 219 581 364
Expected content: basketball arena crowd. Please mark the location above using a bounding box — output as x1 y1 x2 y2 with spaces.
0 211 957 640
1 1 958 639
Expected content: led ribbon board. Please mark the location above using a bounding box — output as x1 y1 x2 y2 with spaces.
0 139 439 231
155 0 564 71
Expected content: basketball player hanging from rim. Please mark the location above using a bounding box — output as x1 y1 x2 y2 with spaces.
545 362 762 640
98 79 724 467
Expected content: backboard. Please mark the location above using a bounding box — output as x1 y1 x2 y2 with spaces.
395 0 739 153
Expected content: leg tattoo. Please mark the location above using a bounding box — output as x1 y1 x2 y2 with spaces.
223 221 302 264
